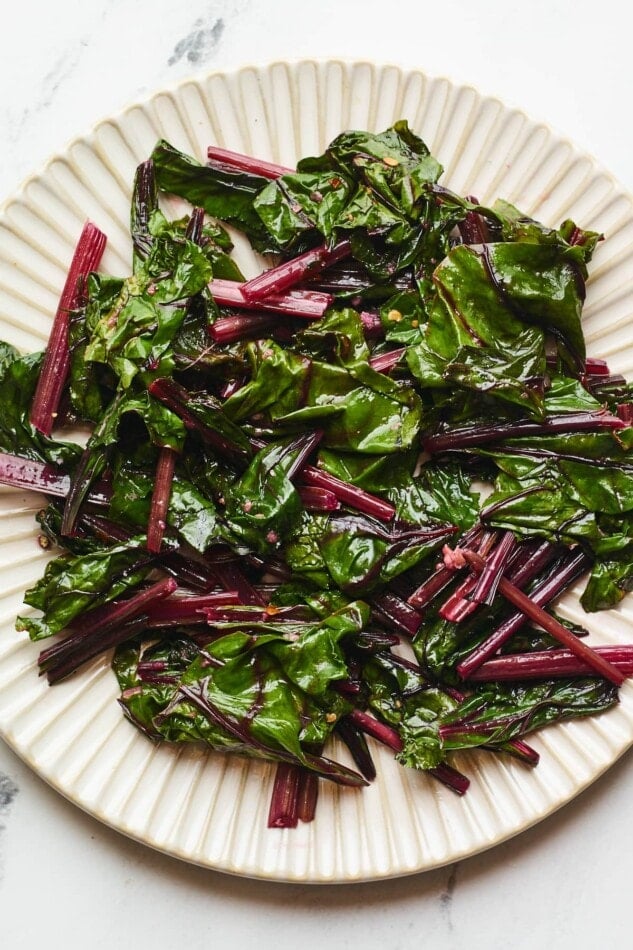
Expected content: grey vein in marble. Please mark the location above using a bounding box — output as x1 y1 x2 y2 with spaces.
2 41 87 151
440 863 459 932
168 15 225 66
0 772 19 883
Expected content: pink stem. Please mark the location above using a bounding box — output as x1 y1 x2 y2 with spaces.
407 525 484 611
466 645 633 681
297 770 319 823
144 591 241 626
369 348 406 373
207 145 293 180
458 548 625 686
300 466 395 522
146 447 178 554
30 221 107 436
297 485 340 512
209 278 332 320
209 312 278 344
456 547 587 678
241 240 352 302
267 762 301 829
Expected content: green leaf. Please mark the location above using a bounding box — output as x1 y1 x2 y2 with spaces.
0 343 81 466
223 439 304 554
109 464 218 553
17 540 152 640
151 140 274 251
440 679 618 749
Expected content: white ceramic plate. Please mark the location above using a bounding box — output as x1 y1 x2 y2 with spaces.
1 60 633 884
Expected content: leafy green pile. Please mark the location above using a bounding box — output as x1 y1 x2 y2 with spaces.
3 120 632 827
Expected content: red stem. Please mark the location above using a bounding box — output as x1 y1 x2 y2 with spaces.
0 452 70 496
457 547 587 678
369 348 406 374
458 549 625 685
39 576 177 683
470 530 517 606
359 310 383 339
407 526 484 610
144 591 241 626
207 145 293 180
208 278 332 320
297 485 340 512
212 560 266 606
267 762 301 828
466 645 633 681
209 312 278 344
146 447 178 553
297 770 319 823
30 221 107 436
438 530 497 621
348 709 403 751
300 466 395 522
241 240 352 302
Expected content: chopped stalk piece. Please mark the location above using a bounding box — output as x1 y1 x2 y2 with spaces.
267 762 301 828
241 240 352 302
467 645 633 681
617 403 633 425
505 540 560 588
347 709 403 751
209 312 278 344
584 357 610 375
146 447 178 554
471 530 517 606
359 310 383 339
209 278 332 319
369 348 406 373
144 591 241 626
439 530 497 621
297 769 319 823
407 526 484 609
0 451 110 505
300 466 396 522
30 222 107 437
336 718 377 781
204 606 268 623
0 452 69 497
439 574 479 623
207 145 293 179
500 739 540 767
39 576 177 683
428 762 470 796
371 591 423 637
455 548 625 685
457 548 589 678
297 485 340 512
212 560 266 606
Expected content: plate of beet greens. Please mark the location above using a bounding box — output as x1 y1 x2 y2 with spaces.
1 61 633 883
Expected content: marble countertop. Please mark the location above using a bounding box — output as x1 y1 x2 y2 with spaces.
2 2 633 946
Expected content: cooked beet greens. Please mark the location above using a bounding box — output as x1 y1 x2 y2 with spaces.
4 121 633 828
